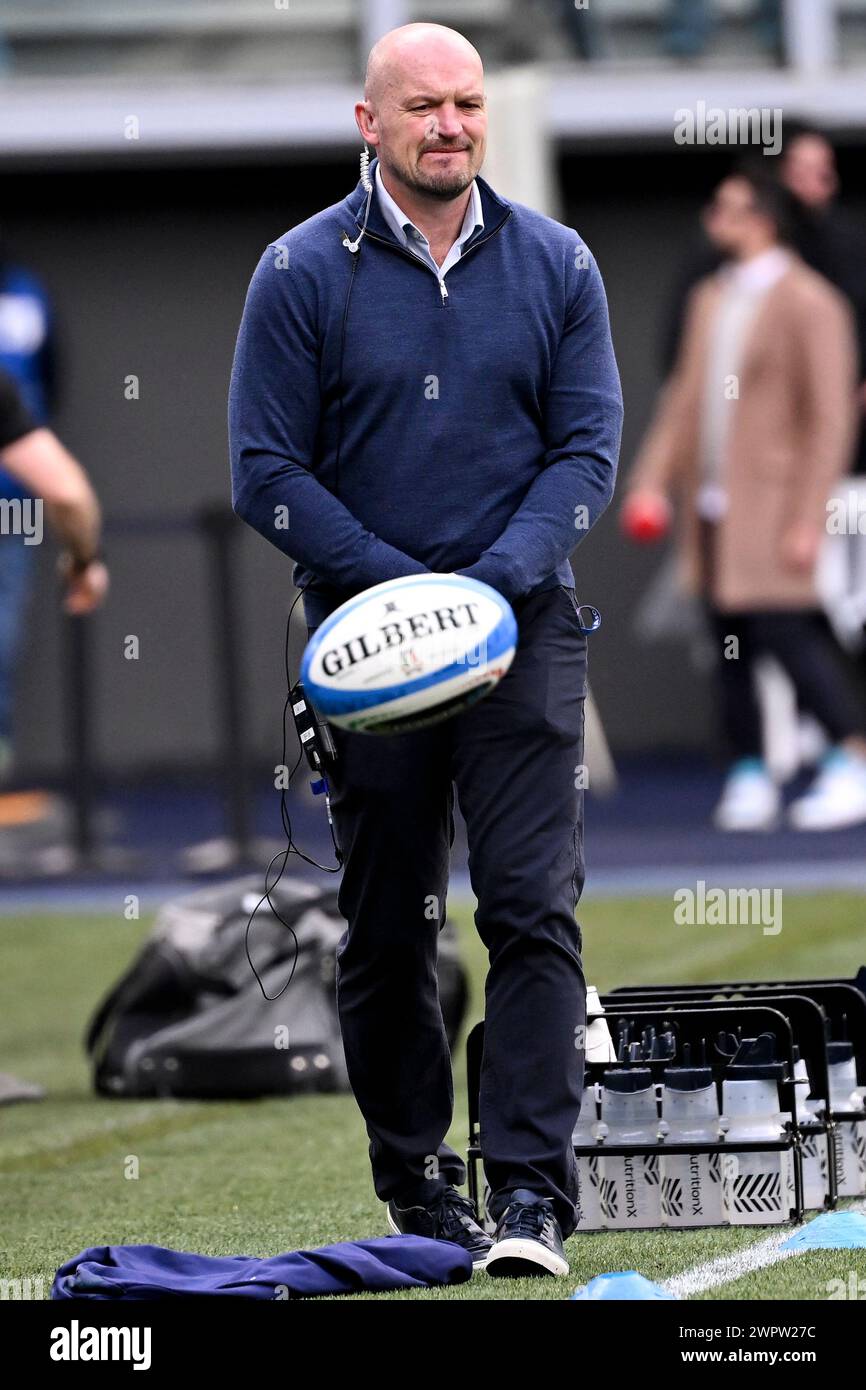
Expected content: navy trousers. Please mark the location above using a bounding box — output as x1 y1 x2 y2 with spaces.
306 583 588 1237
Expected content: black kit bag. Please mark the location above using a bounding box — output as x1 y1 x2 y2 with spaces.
85 875 469 1100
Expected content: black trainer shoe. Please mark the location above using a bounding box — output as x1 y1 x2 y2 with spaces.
386 1186 493 1270
484 1188 569 1278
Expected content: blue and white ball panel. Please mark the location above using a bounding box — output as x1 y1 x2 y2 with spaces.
301 573 517 734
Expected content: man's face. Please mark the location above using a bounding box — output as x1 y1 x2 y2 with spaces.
781 135 838 211
364 48 487 201
702 177 764 255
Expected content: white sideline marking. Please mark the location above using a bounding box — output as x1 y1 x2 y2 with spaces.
664 1199 866 1298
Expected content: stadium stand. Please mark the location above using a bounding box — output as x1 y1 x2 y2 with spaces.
3 0 866 81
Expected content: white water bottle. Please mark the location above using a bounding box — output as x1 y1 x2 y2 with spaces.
827 1041 866 1196
599 1067 661 1230
585 986 617 1063
659 1064 723 1227
721 1034 791 1226
792 1046 828 1210
572 1083 604 1231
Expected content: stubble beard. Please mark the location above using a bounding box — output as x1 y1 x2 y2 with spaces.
389 148 479 202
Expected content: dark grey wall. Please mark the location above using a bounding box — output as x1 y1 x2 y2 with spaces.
3 145 864 776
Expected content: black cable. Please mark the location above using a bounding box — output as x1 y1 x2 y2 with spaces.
244 586 342 1002
246 208 364 1000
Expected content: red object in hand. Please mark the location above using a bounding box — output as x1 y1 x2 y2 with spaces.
620 492 672 544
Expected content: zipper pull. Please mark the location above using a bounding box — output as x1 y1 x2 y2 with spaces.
439 278 449 303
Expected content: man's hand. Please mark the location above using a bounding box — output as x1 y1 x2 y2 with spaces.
779 521 823 575
57 554 110 615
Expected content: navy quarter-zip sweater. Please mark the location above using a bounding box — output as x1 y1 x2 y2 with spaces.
229 158 623 628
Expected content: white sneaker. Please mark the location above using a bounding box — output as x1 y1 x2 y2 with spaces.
788 749 866 831
713 760 780 832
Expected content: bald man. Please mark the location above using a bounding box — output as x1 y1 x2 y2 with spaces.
230 23 622 1278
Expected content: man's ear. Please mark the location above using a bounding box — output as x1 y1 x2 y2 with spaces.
355 102 379 146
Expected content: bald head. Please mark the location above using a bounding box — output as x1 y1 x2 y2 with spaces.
356 23 487 204
365 23 483 109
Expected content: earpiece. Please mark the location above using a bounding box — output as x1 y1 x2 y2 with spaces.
359 144 372 194
343 145 374 254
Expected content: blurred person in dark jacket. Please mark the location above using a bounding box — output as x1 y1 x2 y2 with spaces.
0 368 106 778
623 169 866 831
781 128 866 455
0 366 105 1103
0 228 60 777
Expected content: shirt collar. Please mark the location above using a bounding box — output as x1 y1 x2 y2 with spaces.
375 162 484 254
722 246 793 293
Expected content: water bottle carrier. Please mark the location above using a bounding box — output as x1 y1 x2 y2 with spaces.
465 969 866 1233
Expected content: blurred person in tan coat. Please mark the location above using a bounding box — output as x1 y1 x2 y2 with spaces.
622 167 866 831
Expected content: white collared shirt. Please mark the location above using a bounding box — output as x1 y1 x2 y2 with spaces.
698 246 793 520
375 162 484 282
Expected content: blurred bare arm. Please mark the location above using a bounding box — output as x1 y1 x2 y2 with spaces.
1 427 108 612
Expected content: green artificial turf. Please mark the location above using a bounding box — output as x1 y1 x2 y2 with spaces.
1 892 865 1300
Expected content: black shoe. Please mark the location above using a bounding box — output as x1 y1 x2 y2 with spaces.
386 1186 493 1271
484 1188 569 1278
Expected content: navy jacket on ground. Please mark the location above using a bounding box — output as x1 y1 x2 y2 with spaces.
228 157 623 628
52 1235 471 1299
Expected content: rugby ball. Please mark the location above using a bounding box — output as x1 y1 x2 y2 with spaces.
301 573 517 734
